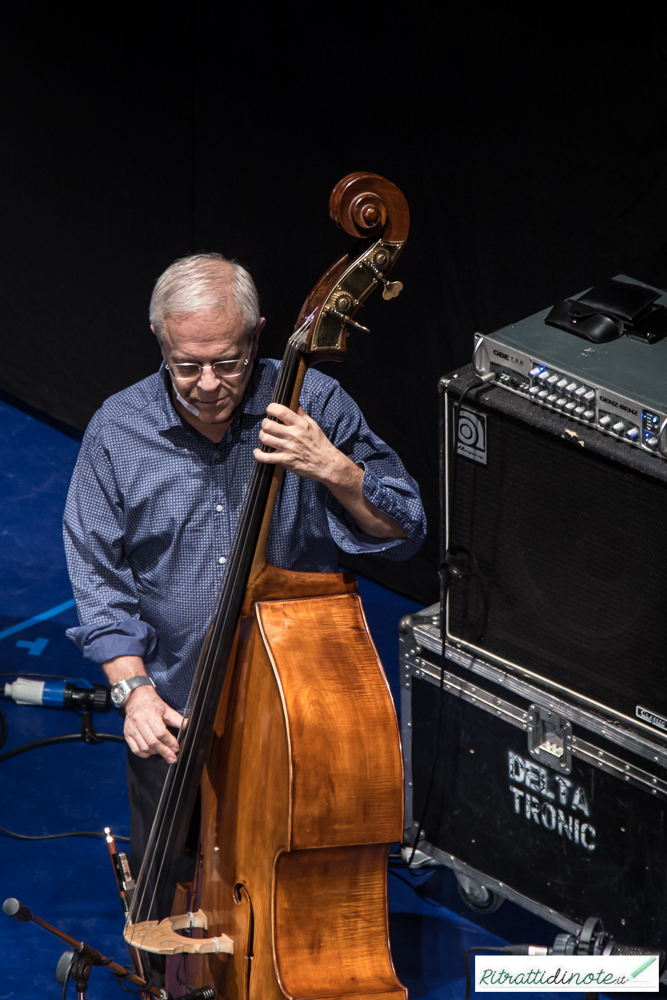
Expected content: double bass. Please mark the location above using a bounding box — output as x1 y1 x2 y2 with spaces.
125 171 411 1000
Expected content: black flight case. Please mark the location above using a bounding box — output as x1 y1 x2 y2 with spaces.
400 606 667 950
399 362 667 955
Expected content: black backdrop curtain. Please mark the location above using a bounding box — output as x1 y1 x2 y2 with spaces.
2 6 667 604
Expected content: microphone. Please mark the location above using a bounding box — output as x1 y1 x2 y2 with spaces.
550 917 665 970
3 677 111 713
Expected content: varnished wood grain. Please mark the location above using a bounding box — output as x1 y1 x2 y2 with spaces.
242 563 357 617
295 172 409 361
163 173 410 1000
173 591 406 999
194 617 291 1000
329 172 410 243
274 844 405 1000
256 593 403 850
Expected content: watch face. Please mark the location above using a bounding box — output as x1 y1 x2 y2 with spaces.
111 683 127 707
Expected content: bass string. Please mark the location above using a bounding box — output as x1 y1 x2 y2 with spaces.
129 344 304 934
185 341 303 701
175 342 301 744
167 343 302 782
128 393 288 932
128 357 295 929
128 456 273 930
185 339 300 674
136 345 303 907
186 342 301 681
129 418 278 929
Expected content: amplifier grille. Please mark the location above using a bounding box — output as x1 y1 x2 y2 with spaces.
447 388 667 725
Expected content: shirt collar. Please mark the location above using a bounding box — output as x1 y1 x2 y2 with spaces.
157 363 185 429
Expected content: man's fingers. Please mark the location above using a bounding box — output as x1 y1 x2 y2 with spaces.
133 724 178 762
264 404 313 434
260 417 300 442
163 706 187 731
125 724 168 760
125 732 149 759
256 405 335 483
146 720 179 752
259 427 294 451
254 446 280 464
152 742 178 764
265 402 299 424
124 692 181 760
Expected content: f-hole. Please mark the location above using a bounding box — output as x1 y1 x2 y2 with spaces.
234 883 254 1000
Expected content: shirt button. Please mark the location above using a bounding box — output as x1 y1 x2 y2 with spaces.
216 504 223 512
219 556 226 564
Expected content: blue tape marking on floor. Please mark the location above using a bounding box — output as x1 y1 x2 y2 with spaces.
0 598 76 641
16 638 49 655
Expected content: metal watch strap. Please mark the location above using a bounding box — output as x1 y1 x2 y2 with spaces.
111 675 155 707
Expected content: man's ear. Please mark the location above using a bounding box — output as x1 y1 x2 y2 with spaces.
252 318 266 355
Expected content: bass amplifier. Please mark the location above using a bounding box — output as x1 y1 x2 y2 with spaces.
440 365 667 738
399 606 667 951
471 275 667 459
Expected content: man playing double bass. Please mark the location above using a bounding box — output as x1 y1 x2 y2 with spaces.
63 253 425 933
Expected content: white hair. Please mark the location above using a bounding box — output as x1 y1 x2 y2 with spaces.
149 253 260 337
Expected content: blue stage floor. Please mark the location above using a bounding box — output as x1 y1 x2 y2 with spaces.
0 393 656 999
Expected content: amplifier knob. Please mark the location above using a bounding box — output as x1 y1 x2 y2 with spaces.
538 370 551 381
574 386 587 398
584 390 596 403
564 401 576 412
530 366 542 377
658 415 667 455
574 405 585 416
547 374 559 385
598 414 612 427
528 385 540 396
556 378 568 389
566 382 578 394
538 389 549 399
647 434 659 448
555 397 567 408
612 420 625 433
626 427 639 440
583 409 595 421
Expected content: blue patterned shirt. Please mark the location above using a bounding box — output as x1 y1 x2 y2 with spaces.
63 359 426 711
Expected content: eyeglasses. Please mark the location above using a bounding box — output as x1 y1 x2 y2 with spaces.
166 356 250 381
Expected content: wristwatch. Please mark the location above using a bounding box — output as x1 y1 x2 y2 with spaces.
110 675 155 708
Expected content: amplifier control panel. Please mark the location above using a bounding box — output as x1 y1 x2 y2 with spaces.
473 333 667 458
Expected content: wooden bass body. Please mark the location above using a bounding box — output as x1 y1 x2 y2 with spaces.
174 569 407 1000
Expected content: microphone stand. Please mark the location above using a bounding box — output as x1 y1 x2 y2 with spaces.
3 897 214 1000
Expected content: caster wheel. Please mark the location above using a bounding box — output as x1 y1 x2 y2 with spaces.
456 875 506 913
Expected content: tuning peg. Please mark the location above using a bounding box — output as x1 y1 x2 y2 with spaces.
382 280 403 301
324 306 370 333
363 259 403 300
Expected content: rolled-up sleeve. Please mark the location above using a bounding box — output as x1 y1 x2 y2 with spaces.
307 376 426 560
63 415 157 664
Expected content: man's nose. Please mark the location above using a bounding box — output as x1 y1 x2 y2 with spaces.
197 368 220 390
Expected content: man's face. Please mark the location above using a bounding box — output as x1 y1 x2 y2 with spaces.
157 307 263 435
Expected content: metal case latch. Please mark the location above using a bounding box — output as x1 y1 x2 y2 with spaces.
527 706 572 774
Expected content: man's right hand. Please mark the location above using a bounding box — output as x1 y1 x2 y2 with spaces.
102 654 186 763
123 684 186 763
